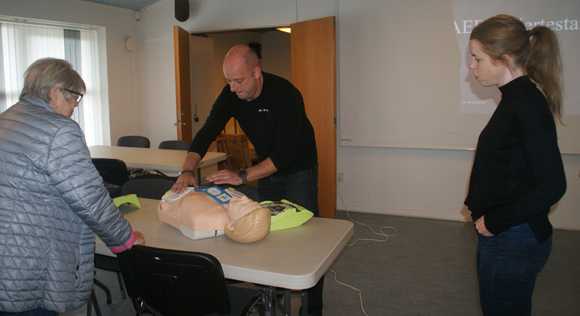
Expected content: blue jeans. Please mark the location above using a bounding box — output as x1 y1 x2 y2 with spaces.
476 222 552 316
258 165 323 315
0 309 56 316
257 165 319 217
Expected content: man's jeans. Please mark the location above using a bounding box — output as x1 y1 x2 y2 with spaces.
257 165 319 217
258 165 323 315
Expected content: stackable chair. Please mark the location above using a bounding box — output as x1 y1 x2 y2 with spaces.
158 140 190 150
88 254 127 316
91 158 131 186
89 158 131 315
117 135 150 148
117 245 265 316
91 158 131 198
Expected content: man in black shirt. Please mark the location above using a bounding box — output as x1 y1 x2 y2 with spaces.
172 44 323 315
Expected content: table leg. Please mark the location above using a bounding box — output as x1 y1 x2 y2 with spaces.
284 289 291 316
301 290 308 316
258 286 312 316
261 286 277 316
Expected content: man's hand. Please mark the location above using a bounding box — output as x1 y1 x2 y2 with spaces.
171 172 198 192
172 152 201 192
206 169 242 186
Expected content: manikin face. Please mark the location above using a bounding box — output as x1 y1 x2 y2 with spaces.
468 40 510 88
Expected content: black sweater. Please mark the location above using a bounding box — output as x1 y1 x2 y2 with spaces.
465 76 566 242
190 72 317 175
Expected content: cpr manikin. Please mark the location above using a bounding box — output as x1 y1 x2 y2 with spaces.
158 187 270 243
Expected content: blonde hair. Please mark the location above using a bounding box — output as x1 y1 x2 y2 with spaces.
470 14 563 119
20 58 86 103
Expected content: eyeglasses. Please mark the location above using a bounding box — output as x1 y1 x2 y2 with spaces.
61 88 83 103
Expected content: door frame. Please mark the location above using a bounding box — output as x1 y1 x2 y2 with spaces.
174 26 193 143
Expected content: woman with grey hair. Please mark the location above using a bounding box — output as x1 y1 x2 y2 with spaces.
0 58 145 316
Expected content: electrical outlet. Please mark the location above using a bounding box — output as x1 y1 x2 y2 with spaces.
338 172 344 181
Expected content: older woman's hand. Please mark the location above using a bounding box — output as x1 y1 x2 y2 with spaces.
133 231 145 246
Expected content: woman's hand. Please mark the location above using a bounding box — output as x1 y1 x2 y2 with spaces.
475 216 494 237
133 231 145 245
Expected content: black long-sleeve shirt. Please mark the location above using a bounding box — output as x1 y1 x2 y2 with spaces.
190 72 317 175
465 76 566 242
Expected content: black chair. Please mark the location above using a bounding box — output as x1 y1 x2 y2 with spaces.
117 136 150 148
117 245 265 316
121 178 176 200
158 140 190 150
89 254 127 316
89 158 132 314
92 158 131 198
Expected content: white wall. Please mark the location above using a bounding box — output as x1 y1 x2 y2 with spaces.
5 0 578 230
136 0 578 230
337 146 580 230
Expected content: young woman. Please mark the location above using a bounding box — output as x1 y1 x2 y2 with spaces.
464 14 567 316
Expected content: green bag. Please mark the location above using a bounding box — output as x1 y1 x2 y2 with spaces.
259 199 314 231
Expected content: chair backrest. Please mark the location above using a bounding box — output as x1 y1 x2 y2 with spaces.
117 245 231 316
92 158 130 186
158 140 190 150
121 178 176 200
117 135 150 148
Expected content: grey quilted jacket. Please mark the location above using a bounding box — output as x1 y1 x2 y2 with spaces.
0 96 133 313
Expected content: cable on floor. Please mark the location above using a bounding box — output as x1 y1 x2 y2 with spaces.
327 187 400 316
328 268 369 316
338 189 399 247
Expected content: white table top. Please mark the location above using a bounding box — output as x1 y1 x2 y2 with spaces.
89 145 225 173
96 198 354 290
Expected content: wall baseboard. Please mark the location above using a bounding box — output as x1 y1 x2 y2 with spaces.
337 205 580 232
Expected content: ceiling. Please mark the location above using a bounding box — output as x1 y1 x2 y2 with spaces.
81 0 162 11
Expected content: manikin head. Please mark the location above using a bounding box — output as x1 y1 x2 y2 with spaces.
225 195 270 243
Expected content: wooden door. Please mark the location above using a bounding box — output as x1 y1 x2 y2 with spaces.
291 17 337 218
174 26 193 143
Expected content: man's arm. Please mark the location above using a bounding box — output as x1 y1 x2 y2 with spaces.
171 152 202 192
246 158 278 182
205 157 278 186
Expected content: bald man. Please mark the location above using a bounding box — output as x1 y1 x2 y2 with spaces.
172 44 323 315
